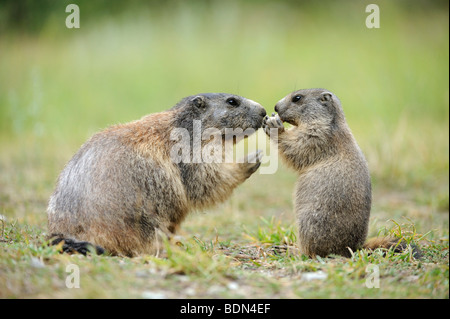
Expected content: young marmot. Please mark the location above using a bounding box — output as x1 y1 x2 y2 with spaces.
48 93 267 257
263 88 420 258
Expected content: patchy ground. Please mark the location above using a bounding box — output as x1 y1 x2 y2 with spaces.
0 163 448 299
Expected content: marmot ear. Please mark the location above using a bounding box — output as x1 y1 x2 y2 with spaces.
191 96 206 109
319 92 333 104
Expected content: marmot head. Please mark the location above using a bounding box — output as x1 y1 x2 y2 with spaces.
173 93 267 135
274 88 343 128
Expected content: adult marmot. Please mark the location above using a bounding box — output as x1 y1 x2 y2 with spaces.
48 93 267 257
264 88 420 258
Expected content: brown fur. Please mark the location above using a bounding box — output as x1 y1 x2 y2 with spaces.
363 237 399 251
364 237 422 257
264 89 420 258
48 93 266 257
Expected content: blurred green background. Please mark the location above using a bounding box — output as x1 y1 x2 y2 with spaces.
0 0 448 219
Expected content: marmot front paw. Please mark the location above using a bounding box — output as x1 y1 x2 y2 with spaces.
240 150 263 178
263 113 285 136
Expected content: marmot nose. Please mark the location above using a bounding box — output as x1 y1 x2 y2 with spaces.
260 108 267 117
274 105 279 113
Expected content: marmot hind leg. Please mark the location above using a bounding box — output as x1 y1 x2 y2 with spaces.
49 234 105 255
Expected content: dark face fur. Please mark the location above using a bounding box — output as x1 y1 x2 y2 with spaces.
274 88 339 127
174 93 267 134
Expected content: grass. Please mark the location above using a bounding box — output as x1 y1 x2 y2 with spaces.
1 216 447 299
0 1 448 298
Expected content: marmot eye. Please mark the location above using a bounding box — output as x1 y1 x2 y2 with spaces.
292 95 302 103
226 98 239 106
